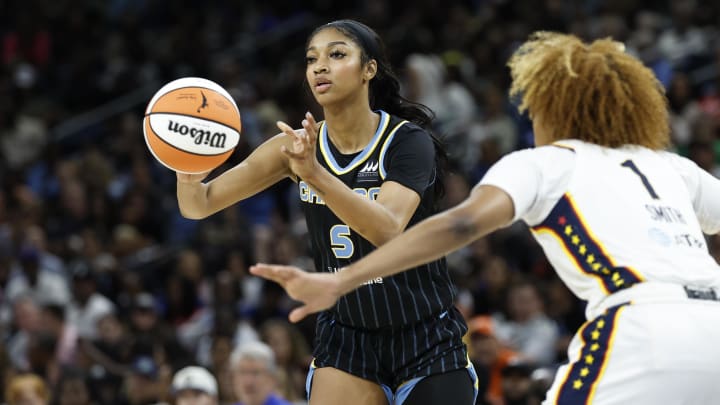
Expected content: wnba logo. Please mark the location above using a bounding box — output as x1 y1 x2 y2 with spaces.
167 120 227 148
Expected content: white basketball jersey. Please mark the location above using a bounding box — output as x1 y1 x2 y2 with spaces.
528 140 720 313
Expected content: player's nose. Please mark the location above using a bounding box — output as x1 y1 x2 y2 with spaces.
313 63 329 74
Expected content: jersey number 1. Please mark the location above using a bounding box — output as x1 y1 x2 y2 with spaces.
621 159 659 199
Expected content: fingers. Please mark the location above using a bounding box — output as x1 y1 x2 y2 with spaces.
280 145 304 160
303 111 319 142
289 305 312 323
277 121 302 141
249 264 294 285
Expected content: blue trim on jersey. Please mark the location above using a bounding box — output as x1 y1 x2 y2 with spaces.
305 359 316 400
556 303 628 405
319 110 390 175
381 384 394 405
393 377 423 405
532 194 643 294
378 120 409 180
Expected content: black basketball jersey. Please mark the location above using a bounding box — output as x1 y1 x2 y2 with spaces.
299 110 456 329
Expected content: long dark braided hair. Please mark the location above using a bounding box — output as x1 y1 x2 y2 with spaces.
306 19 447 204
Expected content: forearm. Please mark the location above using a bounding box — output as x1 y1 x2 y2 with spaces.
339 209 475 293
176 134 293 220
303 168 403 245
337 185 515 294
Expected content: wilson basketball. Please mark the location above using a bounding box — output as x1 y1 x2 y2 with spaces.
143 77 241 174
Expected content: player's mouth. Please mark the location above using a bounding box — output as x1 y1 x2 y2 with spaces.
315 78 332 93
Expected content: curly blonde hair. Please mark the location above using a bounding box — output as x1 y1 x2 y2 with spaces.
508 32 669 149
5 374 50 405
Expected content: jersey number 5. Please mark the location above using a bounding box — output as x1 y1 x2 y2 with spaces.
621 159 659 199
330 225 354 259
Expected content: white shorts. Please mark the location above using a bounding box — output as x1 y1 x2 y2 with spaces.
543 285 720 405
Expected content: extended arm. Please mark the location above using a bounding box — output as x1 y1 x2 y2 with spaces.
177 133 293 219
336 184 515 293
249 184 514 322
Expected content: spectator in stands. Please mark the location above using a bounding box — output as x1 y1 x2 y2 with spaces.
123 355 169 405
492 281 559 366
468 315 522 405
259 319 311 403
65 260 115 340
38 303 78 369
53 368 93 405
5 373 51 405
230 341 293 405
171 366 218 405
5 244 69 307
5 294 42 371
499 362 541 405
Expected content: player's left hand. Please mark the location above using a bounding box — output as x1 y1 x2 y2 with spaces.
277 111 320 181
249 263 341 323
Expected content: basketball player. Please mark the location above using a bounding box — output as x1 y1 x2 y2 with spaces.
251 32 720 404
176 20 477 405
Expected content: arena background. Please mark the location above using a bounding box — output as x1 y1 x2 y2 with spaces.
1 0 719 404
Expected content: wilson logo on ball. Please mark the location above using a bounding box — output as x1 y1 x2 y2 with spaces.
143 77 242 174
167 120 227 148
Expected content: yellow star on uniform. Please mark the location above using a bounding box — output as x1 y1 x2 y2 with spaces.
602 268 611 275
591 330 600 340
590 343 600 352
564 225 573 235
597 319 605 329
572 235 580 245
573 379 583 389
614 279 625 287
612 272 620 281
579 245 587 255
580 367 590 377
591 262 601 271
585 354 594 365
586 254 595 264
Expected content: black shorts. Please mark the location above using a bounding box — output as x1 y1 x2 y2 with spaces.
309 306 473 393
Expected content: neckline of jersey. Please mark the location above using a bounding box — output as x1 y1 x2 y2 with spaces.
319 110 389 174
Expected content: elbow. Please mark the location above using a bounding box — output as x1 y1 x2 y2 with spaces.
367 223 406 247
178 205 207 220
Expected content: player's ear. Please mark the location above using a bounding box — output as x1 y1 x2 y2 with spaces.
363 59 377 82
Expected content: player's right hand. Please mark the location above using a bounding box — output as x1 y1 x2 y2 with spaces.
176 171 210 184
249 263 342 323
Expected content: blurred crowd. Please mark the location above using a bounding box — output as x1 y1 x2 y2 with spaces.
2 0 720 404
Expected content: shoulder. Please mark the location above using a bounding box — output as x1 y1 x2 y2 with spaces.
381 118 433 154
495 144 576 168
386 117 429 140
656 149 699 171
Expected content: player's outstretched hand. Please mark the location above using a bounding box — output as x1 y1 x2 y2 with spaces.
250 263 341 323
277 111 320 181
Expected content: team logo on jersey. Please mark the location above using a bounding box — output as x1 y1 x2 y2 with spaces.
357 160 379 182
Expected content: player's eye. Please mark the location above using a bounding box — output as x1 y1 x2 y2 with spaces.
329 50 346 59
305 55 317 64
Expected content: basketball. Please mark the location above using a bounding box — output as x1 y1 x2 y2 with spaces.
143 77 241 174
